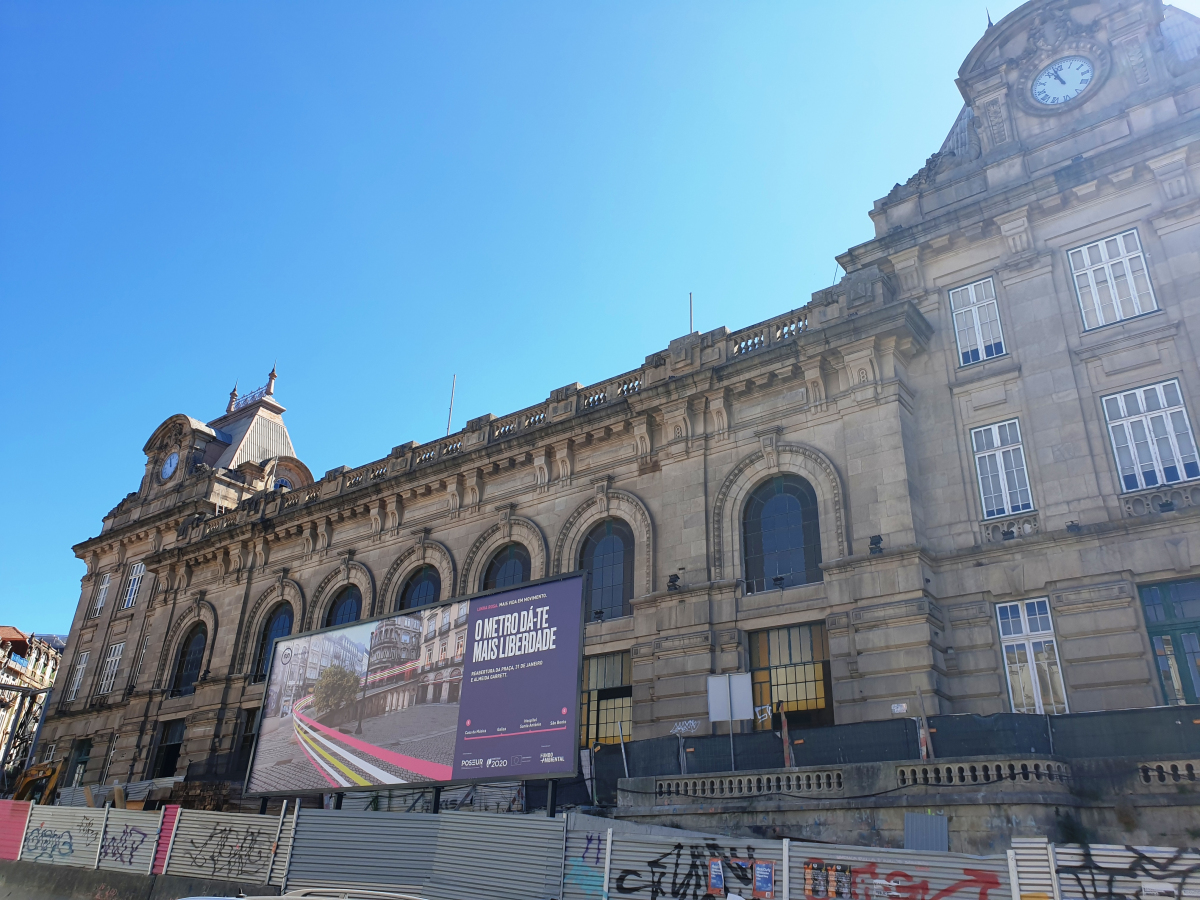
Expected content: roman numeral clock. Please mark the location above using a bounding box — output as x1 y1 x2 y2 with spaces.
1014 34 1111 116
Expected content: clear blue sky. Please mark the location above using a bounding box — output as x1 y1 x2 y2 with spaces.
5 1 1195 633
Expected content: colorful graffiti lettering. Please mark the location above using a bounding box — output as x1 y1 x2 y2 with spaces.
23 825 75 862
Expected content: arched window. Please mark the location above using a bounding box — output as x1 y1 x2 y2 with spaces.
254 604 293 681
743 475 822 593
326 585 362 628
397 566 440 611
481 543 530 591
171 624 207 697
579 518 634 621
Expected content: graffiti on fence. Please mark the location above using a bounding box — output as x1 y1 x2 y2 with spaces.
614 842 762 899
99 824 150 867
670 720 700 735
22 824 75 862
184 822 269 879
1056 845 1200 900
607 842 1003 900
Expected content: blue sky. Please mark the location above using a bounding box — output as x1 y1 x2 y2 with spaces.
4 1 1196 633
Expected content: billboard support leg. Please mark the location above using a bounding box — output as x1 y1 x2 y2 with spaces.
334 792 344 810
259 797 268 815
546 779 558 818
431 785 442 813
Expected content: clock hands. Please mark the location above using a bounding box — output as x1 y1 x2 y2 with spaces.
1051 68 1067 86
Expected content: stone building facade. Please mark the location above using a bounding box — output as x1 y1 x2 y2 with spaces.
1 628 63 782
41 0 1200 798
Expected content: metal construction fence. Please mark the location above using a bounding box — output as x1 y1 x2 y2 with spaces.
1 798 1197 899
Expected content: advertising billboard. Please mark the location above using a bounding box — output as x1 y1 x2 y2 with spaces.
245 573 585 795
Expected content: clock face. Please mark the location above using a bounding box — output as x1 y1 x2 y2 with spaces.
1032 56 1094 106
160 452 179 481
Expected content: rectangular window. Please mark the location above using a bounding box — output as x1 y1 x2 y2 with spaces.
65 651 90 701
122 562 145 610
97 642 124 695
1103 380 1200 492
1069 229 1157 329
997 599 1068 715
42 742 57 763
91 575 111 618
972 420 1033 518
949 277 1006 366
153 720 186 779
580 651 632 748
749 623 834 731
67 739 92 787
1139 579 1200 705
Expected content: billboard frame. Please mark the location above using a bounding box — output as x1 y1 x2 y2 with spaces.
243 569 589 797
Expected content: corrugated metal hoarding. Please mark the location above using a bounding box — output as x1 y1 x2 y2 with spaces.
285 808 565 900
1055 843 1200 900
19 806 107 868
0 800 31 861
787 838 1011 900
163 807 289 883
96 809 162 874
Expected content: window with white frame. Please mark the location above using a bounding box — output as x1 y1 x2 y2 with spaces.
971 420 1033 518
97 642 124 695
1069 229 1157 330
91 574 110 618
1103 380 1200 492
65 651 90 701
122 563 145 610
997 599 1068 715
42 742 57 763
950 277 1006 366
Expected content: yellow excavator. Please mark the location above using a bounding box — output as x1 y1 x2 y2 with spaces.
11 760 62 805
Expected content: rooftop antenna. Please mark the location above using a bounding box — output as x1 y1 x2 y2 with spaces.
689 292 693 333
987 8 994 27
445 374 457 436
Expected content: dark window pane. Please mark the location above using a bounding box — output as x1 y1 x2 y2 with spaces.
580 519 635 621
255 604 293 680
326 586 362 627
172 626 207 696
398 566 441 610
748 624 833 731
742 475 822 593
482 544 531 591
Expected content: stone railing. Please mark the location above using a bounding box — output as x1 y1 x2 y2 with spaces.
897 759 1070 787
1121 483 1200 517
981 511 1040 543
727 307 809 360
492 404 550 441
653 766 844 805
1138 760 1199 787
203 511 239 536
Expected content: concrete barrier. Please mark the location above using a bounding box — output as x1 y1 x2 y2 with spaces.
0 858 279 900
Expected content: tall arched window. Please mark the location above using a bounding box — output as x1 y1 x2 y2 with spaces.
580 518 635 620
397 566 440 611
254 604 293 681
326 585 362 628
171 624 207 697
743 475 822 593
481 543 531 591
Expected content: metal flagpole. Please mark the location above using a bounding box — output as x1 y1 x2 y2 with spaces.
446 374 457 436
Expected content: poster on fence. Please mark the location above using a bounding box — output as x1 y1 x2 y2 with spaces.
245 574 585 795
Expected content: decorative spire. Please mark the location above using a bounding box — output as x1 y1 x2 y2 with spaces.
987 8 993 28
226 380 239 414
266 362 277 397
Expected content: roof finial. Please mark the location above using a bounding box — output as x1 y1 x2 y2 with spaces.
266 362 277 397
987 8 994 28
227 380 239 414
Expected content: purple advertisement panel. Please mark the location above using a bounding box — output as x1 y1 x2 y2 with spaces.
244 573 583 795
453 575 585 781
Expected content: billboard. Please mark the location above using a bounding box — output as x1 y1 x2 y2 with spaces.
245 573 585 795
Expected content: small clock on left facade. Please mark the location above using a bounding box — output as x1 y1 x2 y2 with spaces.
160 452 179 481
